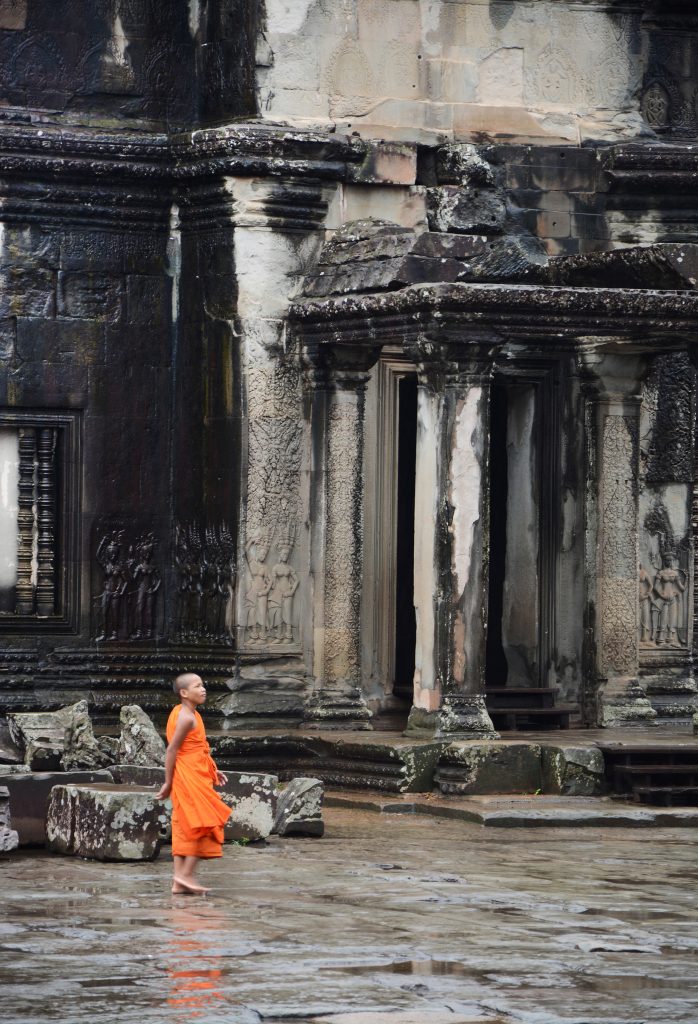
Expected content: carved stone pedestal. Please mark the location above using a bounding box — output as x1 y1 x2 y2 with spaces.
435 694 499 739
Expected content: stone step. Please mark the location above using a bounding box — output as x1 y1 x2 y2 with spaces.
485 686 558 709
633 785 698 807
489 706 573 730
325 790 698 828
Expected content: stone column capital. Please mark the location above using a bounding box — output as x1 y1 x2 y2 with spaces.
576 346 647 400
405 337 497 391
300 342 382 392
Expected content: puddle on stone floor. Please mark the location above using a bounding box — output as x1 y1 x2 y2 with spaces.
323 960 472 977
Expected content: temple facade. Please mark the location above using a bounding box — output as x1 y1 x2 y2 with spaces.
1 0 697 735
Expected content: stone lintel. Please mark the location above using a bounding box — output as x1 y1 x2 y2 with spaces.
291 282 698 350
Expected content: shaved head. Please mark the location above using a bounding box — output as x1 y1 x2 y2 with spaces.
173 672 202 695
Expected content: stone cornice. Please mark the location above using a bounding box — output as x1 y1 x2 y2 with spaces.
290 282 698 348
0 120 365 184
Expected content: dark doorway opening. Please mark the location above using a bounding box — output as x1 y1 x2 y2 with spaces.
486 382 509 685
393 374 417 700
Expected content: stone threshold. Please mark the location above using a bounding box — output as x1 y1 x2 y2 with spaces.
325 791 698 828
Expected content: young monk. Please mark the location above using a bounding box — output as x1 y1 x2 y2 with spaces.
157 673 232 894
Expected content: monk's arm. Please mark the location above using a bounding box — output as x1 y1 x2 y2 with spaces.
156 713 195 799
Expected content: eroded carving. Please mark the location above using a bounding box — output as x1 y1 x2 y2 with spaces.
95 531 129 642
600 415 638 676
640 499 689 649
243 360 303 649
174 522 234 644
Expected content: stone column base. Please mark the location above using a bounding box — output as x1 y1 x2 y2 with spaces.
598 678 658 728
304 692 373 731
434 694 499 740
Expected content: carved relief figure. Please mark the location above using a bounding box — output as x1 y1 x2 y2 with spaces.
95 531 128 641
244 528 273 643
640 499 689 649
174 522 235 643
269 524 299 643
653 552 687 646
639 563 655 646
205 524 235 642
128 532 161 640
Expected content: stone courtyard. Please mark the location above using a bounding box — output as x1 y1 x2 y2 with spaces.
3 806 698 1024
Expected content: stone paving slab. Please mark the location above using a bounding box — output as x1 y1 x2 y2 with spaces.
326 790 698 827
2 807 698 1023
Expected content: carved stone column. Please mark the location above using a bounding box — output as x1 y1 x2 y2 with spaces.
303 345 381 729
580 350 656 726
406 343 498 739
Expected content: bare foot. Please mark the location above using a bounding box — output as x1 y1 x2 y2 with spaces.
171 880 191 895
173 875 211 895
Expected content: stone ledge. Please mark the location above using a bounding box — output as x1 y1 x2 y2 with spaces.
325 791 698 828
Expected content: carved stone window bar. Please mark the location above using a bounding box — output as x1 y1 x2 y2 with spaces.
0 410 80 631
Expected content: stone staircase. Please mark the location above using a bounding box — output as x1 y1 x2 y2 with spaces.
603 744 698 806
485 686 576 731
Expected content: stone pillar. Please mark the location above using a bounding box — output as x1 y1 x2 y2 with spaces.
406 345 498 739
304 345 380 729
581 350 656 727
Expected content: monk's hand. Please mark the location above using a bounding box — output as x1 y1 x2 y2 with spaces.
215 770 228 787
156 782 171 800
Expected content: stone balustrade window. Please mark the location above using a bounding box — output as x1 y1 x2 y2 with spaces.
0 412 80 630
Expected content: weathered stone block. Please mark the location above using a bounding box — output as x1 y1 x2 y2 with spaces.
541 745 606 797
57 272 123 321
435 742 543 795
118 705 166 767
62 699 113 771
110 764 165 787
220 771 278 842
0 786 19 853
8 708 72 770
273 778 324 837
46 784 167 861
426 184 506 234
0 719 23 764
1 769 114 845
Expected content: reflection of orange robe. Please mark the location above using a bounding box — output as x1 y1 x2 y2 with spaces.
167 705 232 859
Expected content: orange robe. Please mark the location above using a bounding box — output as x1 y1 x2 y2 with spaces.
166 704 232 859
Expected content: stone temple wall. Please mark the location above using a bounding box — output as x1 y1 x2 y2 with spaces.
257 0 696 144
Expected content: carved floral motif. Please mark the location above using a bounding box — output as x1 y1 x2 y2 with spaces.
243 361 303 649
600 415 638 675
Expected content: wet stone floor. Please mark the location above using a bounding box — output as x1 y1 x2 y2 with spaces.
2 808 698 1024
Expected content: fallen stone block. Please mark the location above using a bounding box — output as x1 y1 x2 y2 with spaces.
110 764 165 787
8 708 72 770
62 700 113 771
273 777 324 837
0 786 19 853
220 771 277 842
118 705 166 767
1 769 114 846
0 719 23 765
435 742 543 795
541 745 606 797
46 783 167 861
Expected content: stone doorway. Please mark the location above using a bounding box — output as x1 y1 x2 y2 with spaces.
486 378 545 690
363 354 418 716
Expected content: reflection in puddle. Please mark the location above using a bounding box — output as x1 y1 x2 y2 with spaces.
164 907 229 1021
325 959 471 977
